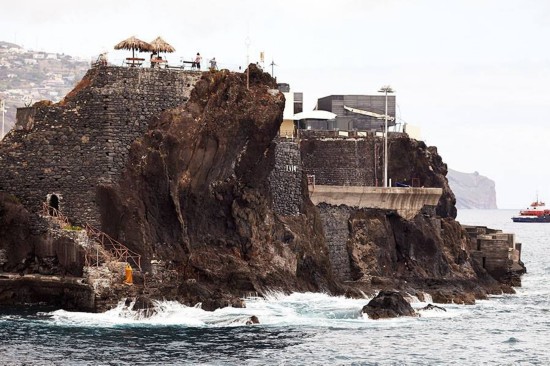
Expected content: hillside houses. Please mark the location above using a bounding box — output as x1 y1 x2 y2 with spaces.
0 41 89 134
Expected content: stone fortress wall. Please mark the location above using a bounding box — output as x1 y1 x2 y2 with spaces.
269 140 303 216
299 131 380 187
0 66 201 227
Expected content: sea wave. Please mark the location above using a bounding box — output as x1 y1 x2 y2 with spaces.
35 291 462 330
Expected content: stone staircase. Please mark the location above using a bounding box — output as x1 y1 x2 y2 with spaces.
41 204 143 310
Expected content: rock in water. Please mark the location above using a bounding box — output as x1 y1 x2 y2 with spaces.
362 290 416 319
419 303 447 312
246 315 260 325
131 296 157 318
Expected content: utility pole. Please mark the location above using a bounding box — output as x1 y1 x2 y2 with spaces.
378 85 394 188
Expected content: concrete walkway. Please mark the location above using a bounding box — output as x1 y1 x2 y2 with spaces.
308 185 442 219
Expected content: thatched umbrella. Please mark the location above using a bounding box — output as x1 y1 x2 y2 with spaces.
149 36 176 57
114 36 152 58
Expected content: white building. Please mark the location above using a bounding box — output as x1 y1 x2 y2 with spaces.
277 83 303 138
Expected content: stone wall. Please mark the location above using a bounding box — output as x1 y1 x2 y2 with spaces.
301 137 378 187
463 225 524 283
269 139 303 216
0 66 201 227
317 203 352 281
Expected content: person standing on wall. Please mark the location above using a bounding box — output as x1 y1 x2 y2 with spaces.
195 52 202 70
98 52 108 66
209 57 218 71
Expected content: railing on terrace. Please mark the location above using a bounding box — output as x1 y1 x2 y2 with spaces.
90 56 243 73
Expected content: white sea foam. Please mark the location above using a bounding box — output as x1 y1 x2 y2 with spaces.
4 209 550 365
42 291 462 329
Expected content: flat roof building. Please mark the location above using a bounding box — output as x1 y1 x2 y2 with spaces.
316 94 396 132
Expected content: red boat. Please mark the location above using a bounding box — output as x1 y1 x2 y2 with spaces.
519 200 550 216
512 198 550 222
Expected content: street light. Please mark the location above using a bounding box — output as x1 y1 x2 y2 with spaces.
378 85 394 188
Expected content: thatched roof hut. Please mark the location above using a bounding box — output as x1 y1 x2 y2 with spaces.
149 36 176 54
114 36 152 58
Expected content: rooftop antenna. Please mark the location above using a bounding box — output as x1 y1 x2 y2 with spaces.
270 59 277 78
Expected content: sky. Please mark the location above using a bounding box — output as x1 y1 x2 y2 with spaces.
2 0 550 208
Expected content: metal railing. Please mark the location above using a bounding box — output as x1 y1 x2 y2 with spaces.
85 223 142 271
41 202 141 271
42 202 71 228
90 55 243 73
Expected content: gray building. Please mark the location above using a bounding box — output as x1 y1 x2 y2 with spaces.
316 95 396 131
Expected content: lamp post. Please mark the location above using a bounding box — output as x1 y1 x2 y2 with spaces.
378 85 394 188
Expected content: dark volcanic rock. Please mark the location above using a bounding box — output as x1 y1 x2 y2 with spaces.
0 274 93 311
419 303 446 312
388 138 456 219
96 65 340 308
131 296 157 318
346 203 509 303
362 290 416 319
0 193 36 271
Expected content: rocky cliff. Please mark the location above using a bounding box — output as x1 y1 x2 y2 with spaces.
0 65 519 311
447 169 497 209
94 66 340 309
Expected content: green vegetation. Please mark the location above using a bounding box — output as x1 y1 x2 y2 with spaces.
63 225 83 231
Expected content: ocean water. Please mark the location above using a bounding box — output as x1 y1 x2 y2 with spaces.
1 209 549 365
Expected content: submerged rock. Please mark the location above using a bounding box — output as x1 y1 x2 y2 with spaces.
419 303 446 312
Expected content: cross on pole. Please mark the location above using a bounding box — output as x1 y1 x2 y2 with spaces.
270 60 277 78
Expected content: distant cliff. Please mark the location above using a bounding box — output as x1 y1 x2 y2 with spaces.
447 169 497 209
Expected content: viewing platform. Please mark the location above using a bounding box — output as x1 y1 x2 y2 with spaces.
308 185 443 219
